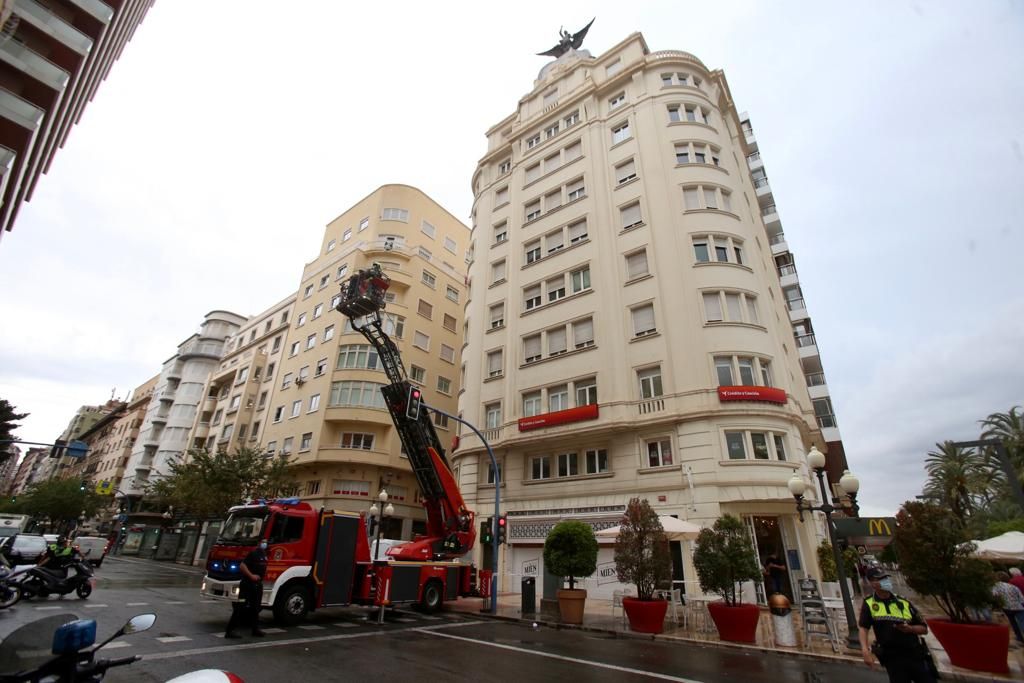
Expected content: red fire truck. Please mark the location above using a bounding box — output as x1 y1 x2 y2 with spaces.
201 265 488 624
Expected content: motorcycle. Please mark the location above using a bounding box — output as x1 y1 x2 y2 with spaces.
17 555 94 600
0 612 155 682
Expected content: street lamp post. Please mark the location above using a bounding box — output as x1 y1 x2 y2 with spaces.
788 446 862 650
369 489 394 625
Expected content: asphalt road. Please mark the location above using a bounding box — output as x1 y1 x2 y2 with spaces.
0 556 887 682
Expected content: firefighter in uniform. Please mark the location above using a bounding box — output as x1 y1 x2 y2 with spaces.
858 566 936 683
225 540 267 638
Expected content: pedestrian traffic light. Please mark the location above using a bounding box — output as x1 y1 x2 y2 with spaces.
496 514 507 545
481 517 493 544
406 385 422 420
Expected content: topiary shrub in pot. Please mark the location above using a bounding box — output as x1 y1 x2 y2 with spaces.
613 498 673 633
692 514 763 643
543 519 598 625
893 501 1006 674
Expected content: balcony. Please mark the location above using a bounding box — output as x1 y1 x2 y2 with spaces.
754 176 773 202
746 151 763 172
806 373 830 400
742 125 757 152
179 339 222 361
638 398 665 415
816 414 838 429
0 88 45 132
762 205 781 231
786 297 808 321
0 39 70 92
13 0 93 55
796 334 819 359
777 263 798 288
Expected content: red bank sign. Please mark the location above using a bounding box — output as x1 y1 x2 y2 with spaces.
717 386 787 405
518 403 599 432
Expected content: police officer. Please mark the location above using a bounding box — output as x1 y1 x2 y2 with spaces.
858 566 936 683
225 539 268 638
38 536 76 575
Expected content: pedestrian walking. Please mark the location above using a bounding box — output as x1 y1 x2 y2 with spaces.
1009 567 1024 595
992 571 1024 643
762 552 787 594
858 567 937 683
225 539 268 638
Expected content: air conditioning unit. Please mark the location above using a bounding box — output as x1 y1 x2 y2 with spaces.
295 378 306 386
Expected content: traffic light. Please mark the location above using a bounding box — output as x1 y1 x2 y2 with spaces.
406 385 422 420
496 514 508 545
79 480 86 492
49 439 67 458
481 518 493 545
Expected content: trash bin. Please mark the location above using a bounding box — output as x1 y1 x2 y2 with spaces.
769 593 796 647
521 577 536 615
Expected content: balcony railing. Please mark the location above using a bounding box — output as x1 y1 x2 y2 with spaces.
816 414 838 429
769 232 787 245
753 177 770 189
638 398 665 415
806 372 827 387
786 297 806 311
747 152 761 163
762 205 778 216
795 333 817 348
777 264 797 277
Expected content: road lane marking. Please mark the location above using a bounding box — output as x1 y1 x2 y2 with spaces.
85 604 109 608
126 602 149 606
416 628 706 683
105 557 205 575
35 606 62 611
164 601 187 605
419 616 442 621
297 624 325 630
139 621 487 661
334 622 359 628
395 618 417 623
98 642 131 650
155 636 192 643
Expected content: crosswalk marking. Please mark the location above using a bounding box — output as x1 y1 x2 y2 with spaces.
297 624 325 630
334 622 359 628
156 636 192 643
98 641 131 650
263 628 286 634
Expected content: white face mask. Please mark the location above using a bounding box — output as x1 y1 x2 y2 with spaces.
878 578 894 592
259 541 268 550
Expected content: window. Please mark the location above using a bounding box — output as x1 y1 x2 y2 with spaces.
487 350 503 377
546 190 562 213
524 284 541 310
525 200 541 222
418 246 432 261
300 433 312 452
337 264 348 280
291 400 302 418
341 433 375 450
546 230 564 254
568 220 587 244
738 357 756 385
675 143 690 164
702 292 723 322
290 341 300 357
751 432 770 460
724 430 788 461
566 178 585 201
272 336 282 353
418 299 433 319
298 313 307 327
523 391 542 417
306 334 316 350
382 208 409 222
545 122 560 139
702 290 760 324
543 153 560 174
547 275 566 302
327 239 336 252
313 304 323 319
308 394 320 412
323 324 335 342
443 313 457 332
446 285 459 303
524 334 542 363
548 384 569 412
564 110 580 128
343 228 352 242
573 319 594 350
273 406 284 422
615 159 636 184
266 440 277 455
760 360 772 386
547 326 567 356
585 448 608 474
683 187 700 209
557 452 579 477
495 187 509 207
525 240 542 264
329 381 387 408
485 403 501 429
337 344 380 370
715 355 772 387
570 266 590 294
221 423 233 440
333 479 370 496
410 365 426 383
282 372 293 389
668 105 682 123
433 412 449 428
773 435 787 461
440 344 455 363
422 270 437 287
638 367 663 399
606 58 622 76
303 478 319 495
564 140 582 162
491 259 506 284
493 221 508 244
486 461 502 485
444 236 457 254
531 455 551 480
632 303 657 337
715 357 734 386
413 331 430 351
609 92 625 109
525 133 541 149
236 367 249 384
647 439 673 467
304 284 313 298
498 159 511 175
421 220 436 238
611 121 631 145
359 217 369 231
626 250 649 279
437 376 451 394
258 390 268 409
489 303 505 329
620 202 642 230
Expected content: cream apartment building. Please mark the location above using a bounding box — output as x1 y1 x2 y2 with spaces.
456 33 845 600
260 185 471 539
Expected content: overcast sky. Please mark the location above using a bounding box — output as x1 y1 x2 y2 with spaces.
1 1 1021 517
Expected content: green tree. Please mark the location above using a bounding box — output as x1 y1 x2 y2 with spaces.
922 441 994 524
613 498 672 601
816 540 859 582
19 478 105 531
147 447 297 522
692 514 762 606
0 399 28 453
980 406 1024 485
543 520 598 590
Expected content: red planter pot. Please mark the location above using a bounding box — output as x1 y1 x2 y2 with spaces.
927 618 1009 674
622 597 668 634
707 602 760 643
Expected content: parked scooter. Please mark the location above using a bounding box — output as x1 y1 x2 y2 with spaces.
17 554 94 600
0 562 22 609
0 612 155 682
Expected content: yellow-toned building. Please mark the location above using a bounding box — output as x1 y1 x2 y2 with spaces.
259 185 471 538
456 33 848 601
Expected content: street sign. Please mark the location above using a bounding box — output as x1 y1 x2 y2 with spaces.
95 480 113 495
117 513 128 522
66 440 89 458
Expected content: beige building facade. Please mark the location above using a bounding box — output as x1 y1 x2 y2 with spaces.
456 33 842 601
260 185 471 538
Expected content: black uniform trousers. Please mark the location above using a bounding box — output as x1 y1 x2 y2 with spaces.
226 581 262 635
881 654 936 683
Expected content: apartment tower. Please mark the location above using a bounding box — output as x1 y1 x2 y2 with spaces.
457 33 846 600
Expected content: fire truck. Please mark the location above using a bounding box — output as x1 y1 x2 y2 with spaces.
201 264 487 624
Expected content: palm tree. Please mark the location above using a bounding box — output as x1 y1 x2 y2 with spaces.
923 441 994 524
980 406 1024 484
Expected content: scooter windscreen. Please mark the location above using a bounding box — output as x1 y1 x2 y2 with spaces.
0 613 79 677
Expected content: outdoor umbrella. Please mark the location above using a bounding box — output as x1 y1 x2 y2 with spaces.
968 530 1024 562
595 516 702 542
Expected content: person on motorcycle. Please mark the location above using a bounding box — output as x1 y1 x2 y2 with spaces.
38 536 78 576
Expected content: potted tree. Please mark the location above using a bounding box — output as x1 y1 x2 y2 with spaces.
613 498 673 633
692 514 763 643
543 520 598 625
893 501 1005 674
816 540 859 599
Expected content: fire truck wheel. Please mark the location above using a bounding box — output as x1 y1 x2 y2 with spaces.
420 580 443 614
273 584 310 625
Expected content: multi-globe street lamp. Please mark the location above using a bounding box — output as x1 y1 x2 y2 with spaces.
368 488 394 624
787 446 861 650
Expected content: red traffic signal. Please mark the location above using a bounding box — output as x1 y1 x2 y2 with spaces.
496 514 508 545
406 385 423 419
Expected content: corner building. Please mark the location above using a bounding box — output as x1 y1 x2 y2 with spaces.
260 185 470 540
457 33 842 601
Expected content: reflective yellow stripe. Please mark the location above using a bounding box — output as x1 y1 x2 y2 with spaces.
866 596 911 620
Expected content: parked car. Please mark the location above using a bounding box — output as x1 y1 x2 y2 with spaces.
73 536 110 567
0 534 49 566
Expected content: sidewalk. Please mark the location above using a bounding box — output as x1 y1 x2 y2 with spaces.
446 592 1024 683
